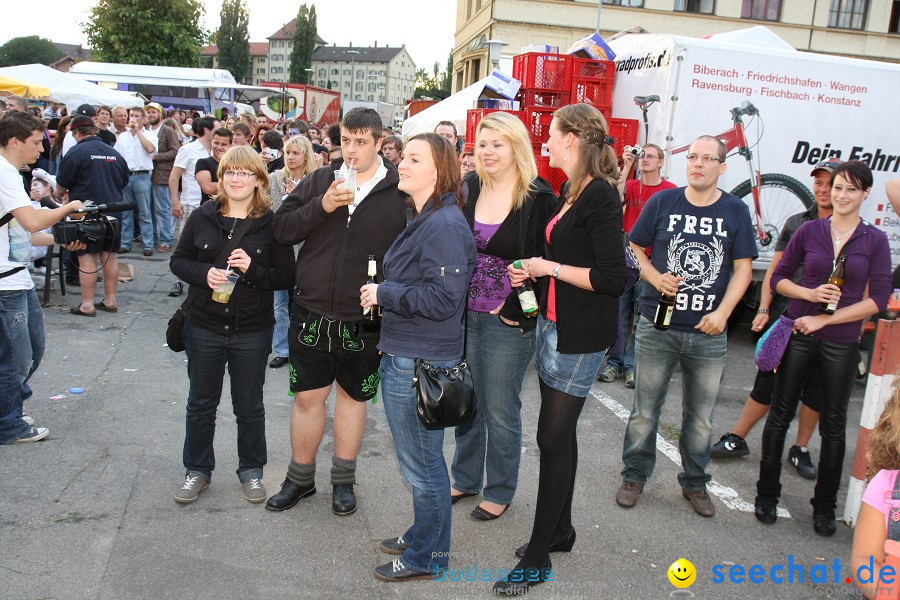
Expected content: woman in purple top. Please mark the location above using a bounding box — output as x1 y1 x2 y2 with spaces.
450 112 556 520
755 160 892 536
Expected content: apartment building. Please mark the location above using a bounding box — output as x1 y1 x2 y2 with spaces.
311 44 417 106
202 42 270 85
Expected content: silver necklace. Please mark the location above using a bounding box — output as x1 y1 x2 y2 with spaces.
227 216 238 239
830 221 856 248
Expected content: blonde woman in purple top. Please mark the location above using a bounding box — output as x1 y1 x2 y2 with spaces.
755 160 892 536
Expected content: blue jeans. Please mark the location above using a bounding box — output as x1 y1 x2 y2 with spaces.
0 289 45 444
380 353 457 573
606 280 644 372
119 172 153 251
183 322 271 482
151 184 174 246
535 314 607 397
621 317 727 490
452 311 535 504
272 289 290 358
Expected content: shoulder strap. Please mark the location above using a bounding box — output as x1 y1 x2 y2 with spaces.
176 215 255 314
888 471 900 541
0 212 13 228
0 212 23 278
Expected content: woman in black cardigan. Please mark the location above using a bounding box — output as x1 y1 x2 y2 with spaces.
169 146 295 506
450 112 556 521
495 103 626 593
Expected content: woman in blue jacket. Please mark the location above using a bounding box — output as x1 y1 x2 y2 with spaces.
359 133 476 581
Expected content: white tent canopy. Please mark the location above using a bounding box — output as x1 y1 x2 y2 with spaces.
69 61 275 103
0 64 143 113
401 79 488 139
705 26 796 51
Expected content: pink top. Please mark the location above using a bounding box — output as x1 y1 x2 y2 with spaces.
863 469 900 531
545 213 562 322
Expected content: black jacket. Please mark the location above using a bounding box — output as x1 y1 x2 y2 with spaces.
272 157 408 321
537 178 626 354
170 200 295 335
462 173 556 331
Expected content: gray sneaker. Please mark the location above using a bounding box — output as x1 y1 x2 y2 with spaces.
13 426 48 443
242 478 267 503
174 471 209 504
624 370 635 389
598 365 619 383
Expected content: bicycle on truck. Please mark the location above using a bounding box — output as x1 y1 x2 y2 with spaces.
633 96 814 259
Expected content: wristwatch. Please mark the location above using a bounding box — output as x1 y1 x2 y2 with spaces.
757 308 770 314
551 263 562 279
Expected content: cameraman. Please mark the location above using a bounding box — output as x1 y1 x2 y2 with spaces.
0 110 84 444
56 115 130 316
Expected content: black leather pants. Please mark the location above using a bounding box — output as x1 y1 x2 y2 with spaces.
756 333 857 513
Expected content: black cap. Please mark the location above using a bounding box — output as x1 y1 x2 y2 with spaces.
810 158 841 177
75 104 97 117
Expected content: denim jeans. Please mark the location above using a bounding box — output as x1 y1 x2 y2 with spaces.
621 317 727 490
183 321 271 482
0 289 45 444
756 333 858 512
451 311 535 504
272 289 290 358
607 280 645 372
119 172 153 251
535 314 607 397
151 184 174 246
380 353 457 573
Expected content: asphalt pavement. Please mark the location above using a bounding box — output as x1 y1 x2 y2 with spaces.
0 251 872 600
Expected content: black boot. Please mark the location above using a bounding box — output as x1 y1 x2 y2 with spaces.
332 484 357 516
265 479 316 512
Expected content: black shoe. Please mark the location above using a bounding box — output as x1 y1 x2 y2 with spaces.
451 491 477 504
492 560 553 594
380 535 410 555
332 484 357 516
168 282 184 297
471 504 508 521
264 479 316 511
373 558 432 582
269 356 289 369
813 511 836 536
754 501 777 524
515 527 576 558
788 445 817 480
710 432 750 458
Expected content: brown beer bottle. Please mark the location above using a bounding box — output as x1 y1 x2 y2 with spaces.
819 255 847 315
654 293 675 330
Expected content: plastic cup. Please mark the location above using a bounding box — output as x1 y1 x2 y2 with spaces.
212 270 240 303
335 169 358 214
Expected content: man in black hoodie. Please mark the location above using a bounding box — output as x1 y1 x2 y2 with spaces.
268 108 407 516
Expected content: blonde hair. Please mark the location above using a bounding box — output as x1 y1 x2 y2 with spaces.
215 145 272 218
474 112 538 212
867 382 900 480
276 135 317 185
553 103 619 203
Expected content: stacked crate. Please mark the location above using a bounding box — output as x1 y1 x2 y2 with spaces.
464 52 639 193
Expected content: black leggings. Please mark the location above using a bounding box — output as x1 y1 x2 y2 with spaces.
756 333 857 512
521 378 585 567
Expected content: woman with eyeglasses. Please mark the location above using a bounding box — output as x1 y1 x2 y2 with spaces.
170 145 295 506
754 160 891 536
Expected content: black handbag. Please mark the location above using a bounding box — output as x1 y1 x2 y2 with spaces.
166 217 254 352
413 358 475 430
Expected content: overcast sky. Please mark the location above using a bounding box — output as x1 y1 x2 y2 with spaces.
5 0 457 74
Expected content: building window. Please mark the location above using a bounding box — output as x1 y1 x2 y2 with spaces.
674 0 715 13
368 95 374 101
356 81 363 92
368 82 376 92
257 58 265 64
331 80 339 88
891 0 900 33
602 0 644 5
467 0 472 19
741 0 781 19
344 81 350 88
331 68 339 75
319 80 326 87
828 0 868 29
356 69 364 78
257 68 265 74
343 68 351 75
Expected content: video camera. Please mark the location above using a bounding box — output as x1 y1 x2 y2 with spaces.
52 202 135 254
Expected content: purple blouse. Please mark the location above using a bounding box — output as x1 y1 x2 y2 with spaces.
771 218 891 344
468 220 513 313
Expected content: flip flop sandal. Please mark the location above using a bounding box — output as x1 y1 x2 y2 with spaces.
94 302 118 313
70 306 96 317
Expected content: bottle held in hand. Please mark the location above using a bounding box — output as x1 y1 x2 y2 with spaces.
363 254 381 323
819 255 846 315
512 260 539 317
654 293 675 330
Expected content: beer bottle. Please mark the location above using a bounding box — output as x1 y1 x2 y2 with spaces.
819 255 847 315
654 293 675 330
512 260 539 317
363 254 381 323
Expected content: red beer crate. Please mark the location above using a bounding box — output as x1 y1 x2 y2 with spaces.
524 107 556 148
608 118 639 157
535 155 568 194
517 89 570 109
512 53 572 92
571 57 614 81
465 109 526 144
571 77 613 110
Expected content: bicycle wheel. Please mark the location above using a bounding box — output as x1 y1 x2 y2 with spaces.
730 173 814 260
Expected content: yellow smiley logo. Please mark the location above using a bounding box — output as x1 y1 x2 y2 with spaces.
668 558 696 588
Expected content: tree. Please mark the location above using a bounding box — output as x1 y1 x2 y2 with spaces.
288 4 317 84
217 0 250 83
413 52 453 99
0 36 63 67
442 54 453 93
83 0 208 67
